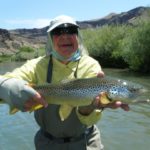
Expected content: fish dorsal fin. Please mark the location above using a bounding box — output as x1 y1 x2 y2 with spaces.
59 105 74 121
60 78 76 84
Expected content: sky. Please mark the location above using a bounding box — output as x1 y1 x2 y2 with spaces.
0 0 149 30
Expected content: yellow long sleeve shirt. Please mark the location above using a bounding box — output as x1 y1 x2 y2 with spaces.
1 55 103 126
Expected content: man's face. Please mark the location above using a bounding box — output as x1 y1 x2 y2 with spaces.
51 27 78 59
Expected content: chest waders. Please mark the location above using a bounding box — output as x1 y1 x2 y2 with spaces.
39 55 94 146
47 55 79 83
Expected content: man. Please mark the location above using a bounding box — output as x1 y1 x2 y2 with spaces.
0 15 129 150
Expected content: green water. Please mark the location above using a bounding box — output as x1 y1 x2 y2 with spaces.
0 62 150 150
99 68 150 150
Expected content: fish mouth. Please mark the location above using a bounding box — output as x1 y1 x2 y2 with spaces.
139 88 148 93
128 84 148 94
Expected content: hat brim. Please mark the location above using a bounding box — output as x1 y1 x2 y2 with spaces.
47 22 79 32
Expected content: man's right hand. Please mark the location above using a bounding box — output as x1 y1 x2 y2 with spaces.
0 77 48 112
24 92 48 112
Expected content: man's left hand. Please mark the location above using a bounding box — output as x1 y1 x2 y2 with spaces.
94 71 130 111
93 92 130 111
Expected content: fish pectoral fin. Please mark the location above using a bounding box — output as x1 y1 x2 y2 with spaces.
60 78 77 84
9 105 19 114
100 92 112 105
29 104 44 113
59 105 74 121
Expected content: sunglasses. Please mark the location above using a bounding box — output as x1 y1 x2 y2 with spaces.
51 27 78 36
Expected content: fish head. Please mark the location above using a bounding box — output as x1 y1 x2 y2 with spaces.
107 79 147 103
107 86 134 101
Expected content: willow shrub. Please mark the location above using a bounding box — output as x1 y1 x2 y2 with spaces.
81 25 129 68
0 55 11 62
19 46 34 52
121 20 150 73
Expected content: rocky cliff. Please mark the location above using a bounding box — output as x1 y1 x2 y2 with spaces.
0 6 149 56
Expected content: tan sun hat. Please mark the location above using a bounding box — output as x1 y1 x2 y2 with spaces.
47 15 79 32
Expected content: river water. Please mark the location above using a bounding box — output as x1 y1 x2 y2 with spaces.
0 62 150 150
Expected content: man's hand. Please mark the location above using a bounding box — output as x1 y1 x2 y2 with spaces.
0 77 48 112
95 71 129 111
24 92 48 112
78 71 105 115
97 71 105 78
93 92 130 111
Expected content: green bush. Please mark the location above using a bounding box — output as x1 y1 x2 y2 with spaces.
121 20 150 73
1 16 150 74
0 55 11 62
81 17 150 73
81 25 129 67
19 46 34 52
11 46 45 61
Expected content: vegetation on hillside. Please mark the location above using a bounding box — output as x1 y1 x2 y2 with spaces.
81 13 150 73
121 20 150 73
1 10 150 73
0 46 45 62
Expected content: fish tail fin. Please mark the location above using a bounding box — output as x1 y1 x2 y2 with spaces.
10 104 43 114
0 99 19 114
9 105 19 114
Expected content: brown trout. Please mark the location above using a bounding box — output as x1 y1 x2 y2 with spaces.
33 76 147 106
0 76 148 121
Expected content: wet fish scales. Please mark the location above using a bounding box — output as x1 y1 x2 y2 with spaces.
32 77 146 106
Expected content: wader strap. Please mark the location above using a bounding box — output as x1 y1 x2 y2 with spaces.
47 55 53 83
47 55 80 82
74 59 80 79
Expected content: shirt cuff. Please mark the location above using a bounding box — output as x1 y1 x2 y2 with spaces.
76 108 102 126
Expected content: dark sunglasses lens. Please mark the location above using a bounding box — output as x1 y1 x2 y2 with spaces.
51 27 78 36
